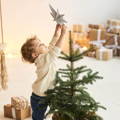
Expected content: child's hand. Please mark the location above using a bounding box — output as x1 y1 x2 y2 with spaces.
61 24 67 36
54 24 62 37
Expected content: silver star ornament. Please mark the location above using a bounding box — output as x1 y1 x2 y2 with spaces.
49 4 67 24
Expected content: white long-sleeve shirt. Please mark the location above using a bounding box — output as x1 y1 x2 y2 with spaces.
32 37 61 96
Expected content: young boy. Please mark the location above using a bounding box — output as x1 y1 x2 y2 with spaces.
21 24 67 120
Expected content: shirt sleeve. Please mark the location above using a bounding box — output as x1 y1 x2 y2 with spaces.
46 44 61 61
49 36 58 46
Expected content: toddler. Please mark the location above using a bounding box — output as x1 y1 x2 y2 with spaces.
21 24 67 120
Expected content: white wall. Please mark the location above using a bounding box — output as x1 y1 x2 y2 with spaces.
0 0 119 54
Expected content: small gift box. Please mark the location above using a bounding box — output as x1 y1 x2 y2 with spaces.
88 29 106 41
73 24 85 33
96 47 113 60
107 19 120 26
11 96 29 110
104 33 118 45
4 104 31 120
107 19 120 34
104 33 120 56
88 24 105 29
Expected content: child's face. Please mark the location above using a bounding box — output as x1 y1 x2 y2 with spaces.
33 39 48 55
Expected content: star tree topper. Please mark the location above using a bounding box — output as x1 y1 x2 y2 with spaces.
49 4 67 24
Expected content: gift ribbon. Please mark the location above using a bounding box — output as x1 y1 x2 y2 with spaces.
97 29 101 40
98 47 106 60
12 107 16 119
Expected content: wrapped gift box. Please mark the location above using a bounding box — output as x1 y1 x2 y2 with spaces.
11 96 29 110
108 48 116 56
107 27 120 35
4 104 31 120
105 33 117 45
108 28 120 35
88 24 105 29
88 29 106 41
107 19 120 26
107 19 120 34
96 48 113 60
73 24 85 33
104 33 120 56
105 45 120 56
104 33 120 45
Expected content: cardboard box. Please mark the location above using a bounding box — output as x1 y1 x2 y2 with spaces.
4 104 31 120
96 48 113 60
88 24 105 29
88 29 106 41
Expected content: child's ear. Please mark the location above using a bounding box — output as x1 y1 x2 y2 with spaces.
32 53 37 58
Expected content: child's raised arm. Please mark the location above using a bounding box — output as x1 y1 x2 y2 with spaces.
55 24 67 48
49 24 61 46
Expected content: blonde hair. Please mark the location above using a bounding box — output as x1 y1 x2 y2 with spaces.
21 36 37 63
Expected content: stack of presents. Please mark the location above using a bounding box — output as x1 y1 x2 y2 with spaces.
71 19 120 61
4 96 31 120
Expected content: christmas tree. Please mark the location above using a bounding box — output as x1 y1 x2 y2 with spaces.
44 31 106 120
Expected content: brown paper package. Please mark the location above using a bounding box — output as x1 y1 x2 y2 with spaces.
96 50 112 60
4 104 31 120
104 33 120 45
88 29 106 41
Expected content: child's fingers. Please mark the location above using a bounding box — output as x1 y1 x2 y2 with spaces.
56 24 62 30
61 24 67 35
62 24 67 30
